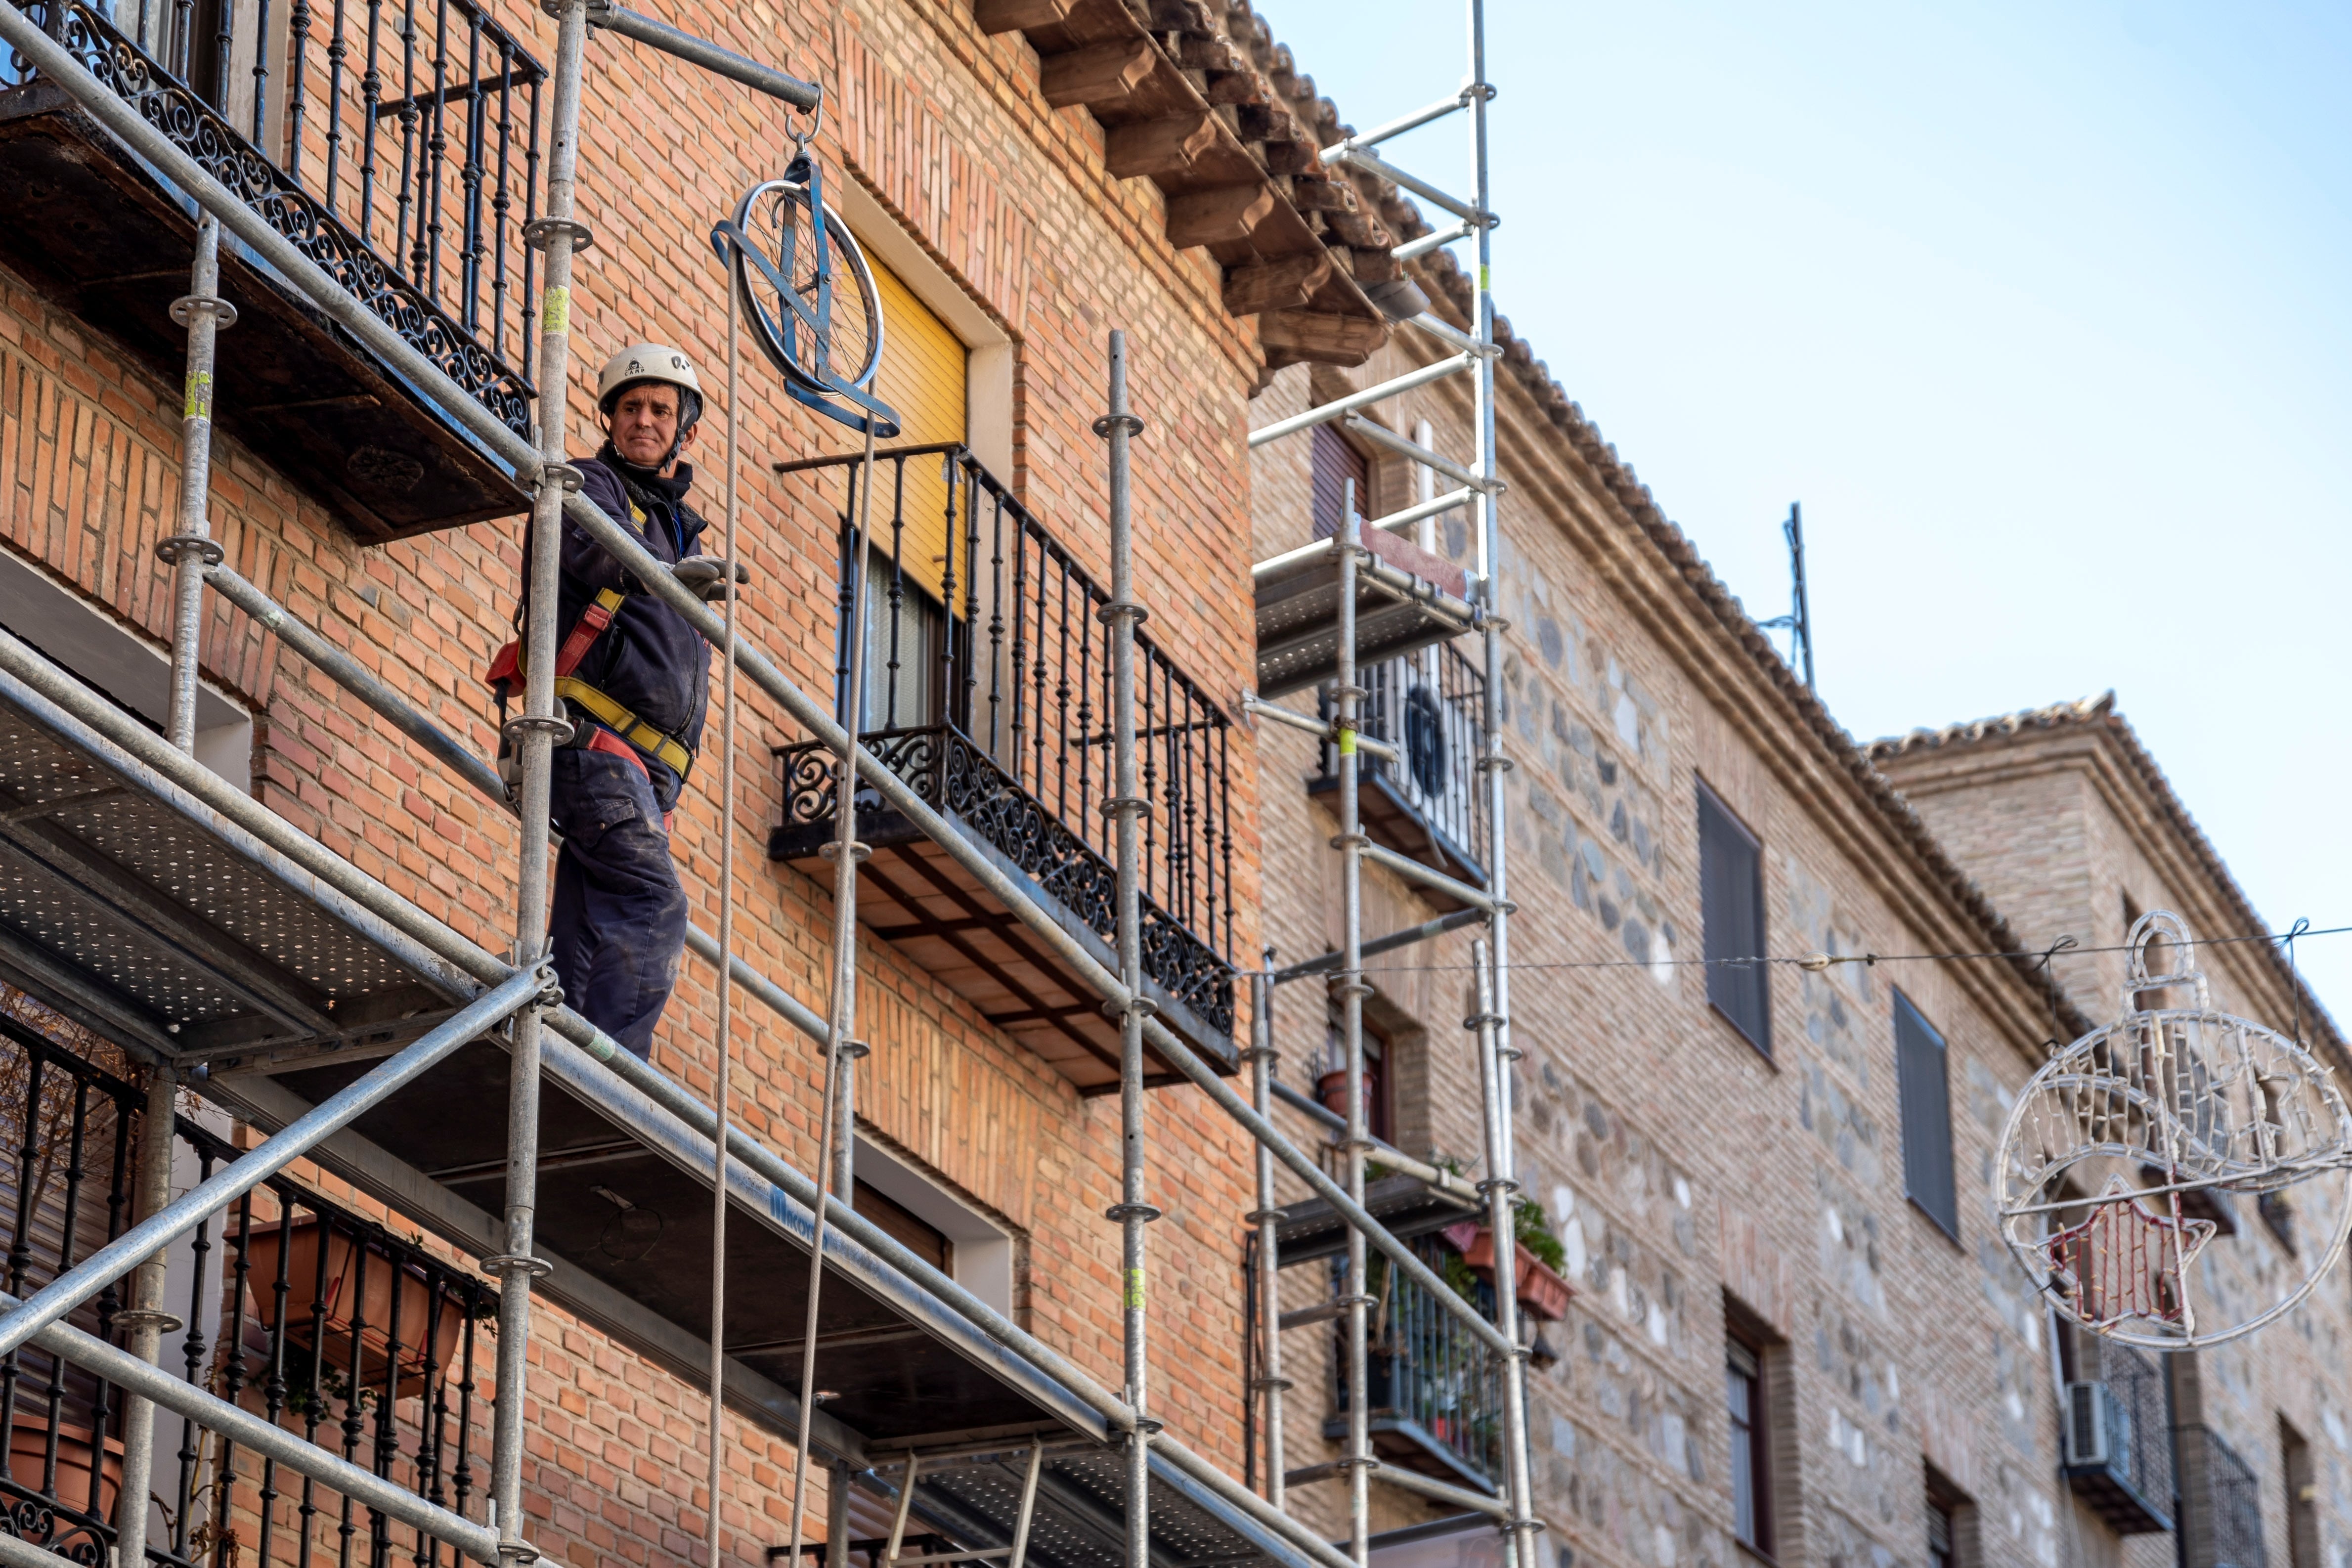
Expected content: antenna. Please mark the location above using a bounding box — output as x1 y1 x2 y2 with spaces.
1757 502 1814 692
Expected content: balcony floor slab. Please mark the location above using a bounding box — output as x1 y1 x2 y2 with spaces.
0 85 528 542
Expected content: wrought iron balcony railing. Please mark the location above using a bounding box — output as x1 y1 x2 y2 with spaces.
1326 1236 1503 1492
0 993 493 1568
1310 643 1486 892
2179 1424 2267 1568
770 444 1238 1082
2061 1341 2172 1534
1 0 543 535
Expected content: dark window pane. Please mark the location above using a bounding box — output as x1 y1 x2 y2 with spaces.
1895 991 1958 1236
1726 1343 1765 1549
1699 784 1770 1052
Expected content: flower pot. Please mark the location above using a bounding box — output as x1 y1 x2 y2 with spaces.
8 1414 124 1519
239 1218 464 1401
1457 1227 1575 1322
1315 1071 1351 1121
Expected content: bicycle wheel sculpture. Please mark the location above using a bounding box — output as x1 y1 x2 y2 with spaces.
712 153 899 437
1997 911 2352 1350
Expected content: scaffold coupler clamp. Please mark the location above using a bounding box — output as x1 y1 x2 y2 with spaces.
523 215 596 255
109 1307 185 1334
168 294 238 330
1101 992 1157 1031
529 959 567 1010
488 1505 543 1568
534 461 586 494
1093 599 1149 629
483 1249 555 1282
153 536 225 566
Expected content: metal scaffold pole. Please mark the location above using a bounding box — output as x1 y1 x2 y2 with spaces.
125 200 232 1568
1334 482 1372 1568
1098 330 1160 1568
488 0 591 1553
1462 1 1537 1557
161 214 231 750
1248 955 1289 1509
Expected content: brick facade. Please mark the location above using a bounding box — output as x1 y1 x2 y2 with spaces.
0 0 1288 1552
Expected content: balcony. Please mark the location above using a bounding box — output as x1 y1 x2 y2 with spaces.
0 999 491 1568
0 0 542 540
769 445 1238 1091
2062 1343 2173 1534
1307 644 1486 898
1323 1236 1504 1494
2179 1425 2266 1568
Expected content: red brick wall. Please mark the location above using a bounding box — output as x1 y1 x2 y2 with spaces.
0 0 1277 1551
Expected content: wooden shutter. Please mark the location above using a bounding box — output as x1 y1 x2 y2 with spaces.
1310 423 1367 539
1895 992 1958 1235
1699 783 1770 1052
865 253 968 604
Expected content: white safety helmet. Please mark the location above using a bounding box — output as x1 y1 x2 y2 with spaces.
597 343 704 422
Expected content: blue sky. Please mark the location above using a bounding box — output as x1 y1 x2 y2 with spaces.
1267 0 2352 1024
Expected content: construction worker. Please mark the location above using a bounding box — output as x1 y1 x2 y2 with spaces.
488 344 740 1057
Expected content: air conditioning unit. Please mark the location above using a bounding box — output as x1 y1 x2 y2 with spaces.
2066 1381 2131 1469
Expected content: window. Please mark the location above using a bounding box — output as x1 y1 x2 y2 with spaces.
1894 992 1958 1237
1726 1337 1770 1553
859 547 943 731
1698 783 1770 1053
1923 1464 1972 1568
1311 423 1370 539
2284 1417 2319 1568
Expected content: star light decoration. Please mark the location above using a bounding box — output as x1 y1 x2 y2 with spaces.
2040 1176 2218 1333
1996 911 2352 1350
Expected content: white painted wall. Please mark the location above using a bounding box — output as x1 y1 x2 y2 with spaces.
852 1135 1014 1315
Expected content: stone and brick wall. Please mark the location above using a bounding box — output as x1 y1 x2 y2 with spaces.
1877 708 2352 1568
1243 308 2106 1568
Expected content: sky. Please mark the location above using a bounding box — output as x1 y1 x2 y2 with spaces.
1264 0 2352 1024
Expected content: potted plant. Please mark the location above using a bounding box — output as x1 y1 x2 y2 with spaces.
238 1217 466 1401
7 1414 125 1519
1442 1206 1575 1322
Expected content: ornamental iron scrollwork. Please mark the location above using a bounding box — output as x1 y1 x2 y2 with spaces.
15 0 535 437
777 723 1236 1037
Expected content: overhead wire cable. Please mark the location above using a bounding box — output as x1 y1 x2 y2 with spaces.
1341 922 2352 976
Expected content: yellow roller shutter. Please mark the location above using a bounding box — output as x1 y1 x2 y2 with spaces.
866 254 968 604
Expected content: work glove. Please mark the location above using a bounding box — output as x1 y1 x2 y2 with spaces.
672 557 750 603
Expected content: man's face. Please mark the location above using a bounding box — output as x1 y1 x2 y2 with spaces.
608 383 693 468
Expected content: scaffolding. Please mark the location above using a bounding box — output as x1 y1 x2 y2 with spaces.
1239 1 1536 1562
0 2 1536 1568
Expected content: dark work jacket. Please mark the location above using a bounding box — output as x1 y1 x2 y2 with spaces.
526 445 711 810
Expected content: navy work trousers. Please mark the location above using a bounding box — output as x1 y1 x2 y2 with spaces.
547 746 687 1059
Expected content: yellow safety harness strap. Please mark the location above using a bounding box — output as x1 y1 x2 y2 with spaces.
554 676 697 780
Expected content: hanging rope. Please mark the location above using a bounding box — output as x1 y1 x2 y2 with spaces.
783 310 878 1568
703 242 745 1568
